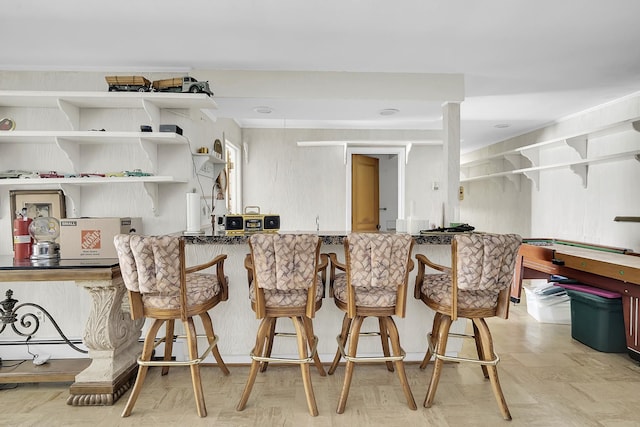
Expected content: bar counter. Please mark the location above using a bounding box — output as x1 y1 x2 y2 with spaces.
183 230 455 246
182 230 462 364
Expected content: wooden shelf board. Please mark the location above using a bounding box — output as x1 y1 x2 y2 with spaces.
0 358 90 384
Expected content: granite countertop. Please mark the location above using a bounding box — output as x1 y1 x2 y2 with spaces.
182 230 455 245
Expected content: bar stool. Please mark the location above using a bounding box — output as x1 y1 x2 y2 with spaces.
236 233 327 416
328 232 417 414
113 234 229 418
414 232 521 420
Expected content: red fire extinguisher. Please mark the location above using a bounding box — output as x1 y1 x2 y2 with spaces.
13 217 33 259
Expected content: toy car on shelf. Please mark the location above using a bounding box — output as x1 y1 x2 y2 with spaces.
79 173 106 178
152 76 213 95
39 171 65 178
105 75 213 96
0 169 36 179
105 76 152 92
124 169 153 177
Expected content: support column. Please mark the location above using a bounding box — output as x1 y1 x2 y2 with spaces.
442 102 461 226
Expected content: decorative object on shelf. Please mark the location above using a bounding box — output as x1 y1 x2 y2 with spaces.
159 124 183 135
9 189 66 251
197 146 209 154
213 139 223 159
215 169 227 200
39 171 65 178
0 117 16 131
105 75 153 92
152 76 213 96
124 169 153 177
0 169 38 179
29 216 61 261
140 125 152 132
104 75 213 95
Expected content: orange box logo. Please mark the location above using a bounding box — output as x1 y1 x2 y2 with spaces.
81 230 101 250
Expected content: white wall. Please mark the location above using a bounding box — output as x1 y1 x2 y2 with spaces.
462 94 640 251
242 129 446 231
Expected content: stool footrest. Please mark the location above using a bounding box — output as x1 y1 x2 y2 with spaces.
336 331 406 363
427 332 499 366
250 333 319 365
137 334 219 367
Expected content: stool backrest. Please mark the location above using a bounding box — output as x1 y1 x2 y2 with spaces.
114 234 187 319
454 233 521 292
344 233 414 317
452 233 522 319
248 233 322 317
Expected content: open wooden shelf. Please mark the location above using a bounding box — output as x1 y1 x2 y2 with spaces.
0 358 91 384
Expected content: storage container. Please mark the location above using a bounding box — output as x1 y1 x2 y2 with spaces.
59 217 142 259
565 288 627 353
523 284 571 324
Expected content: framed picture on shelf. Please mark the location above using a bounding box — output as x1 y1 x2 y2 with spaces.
9 189 66 223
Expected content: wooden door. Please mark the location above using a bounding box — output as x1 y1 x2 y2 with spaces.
352 154 379 231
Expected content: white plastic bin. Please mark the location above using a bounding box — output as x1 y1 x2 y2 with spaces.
523 283 571 324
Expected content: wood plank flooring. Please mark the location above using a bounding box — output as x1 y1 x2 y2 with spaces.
2 299 639 426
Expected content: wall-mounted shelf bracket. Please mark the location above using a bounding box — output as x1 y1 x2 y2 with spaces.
569 164 588 188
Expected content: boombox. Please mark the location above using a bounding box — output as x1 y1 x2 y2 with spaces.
225 206 280 235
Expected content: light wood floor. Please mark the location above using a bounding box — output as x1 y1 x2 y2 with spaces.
2 299 640 427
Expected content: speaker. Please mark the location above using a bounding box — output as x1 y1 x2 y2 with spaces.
224 215 244 231
263 215 280 231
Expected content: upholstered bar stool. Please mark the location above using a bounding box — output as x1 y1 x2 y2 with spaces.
328 232 417 414
414 232 521 420
236 233 327 416
114 234 230 418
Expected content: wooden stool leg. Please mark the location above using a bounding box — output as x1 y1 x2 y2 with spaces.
161 319 175 376
328 313 351 375
200 312 230 375
260 317 277 372
472 320 489 379
293 316 319 416
420 312 442 370
424 314 452 408
379 317 394 372
237 318 271 411
303 316 326 376
336 315 364 414
185 317 207 417
384 316 416 410
122 319 164 417
473 318 512 420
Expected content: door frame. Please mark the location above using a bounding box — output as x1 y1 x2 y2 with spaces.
345 146 406 231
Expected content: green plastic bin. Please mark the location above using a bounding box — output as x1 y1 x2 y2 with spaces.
566 288 627 353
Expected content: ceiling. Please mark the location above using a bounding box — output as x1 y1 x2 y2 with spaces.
3 0 640 153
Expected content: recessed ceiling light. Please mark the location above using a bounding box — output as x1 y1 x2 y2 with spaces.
494 123 510 128
379 108 399 116
254 106 273 114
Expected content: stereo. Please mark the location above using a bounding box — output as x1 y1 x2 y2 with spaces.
224 206 280 235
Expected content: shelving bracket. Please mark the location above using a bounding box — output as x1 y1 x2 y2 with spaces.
143 182 159 216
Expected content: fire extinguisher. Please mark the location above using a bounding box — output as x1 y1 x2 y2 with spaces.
13 217 33 259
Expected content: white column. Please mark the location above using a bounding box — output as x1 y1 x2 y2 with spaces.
442 102 461 226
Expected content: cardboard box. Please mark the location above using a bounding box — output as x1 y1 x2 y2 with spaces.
59 217 142 259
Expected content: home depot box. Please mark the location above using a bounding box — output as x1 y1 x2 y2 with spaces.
59 217 142 259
